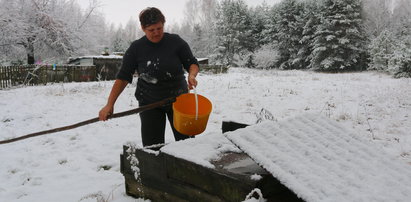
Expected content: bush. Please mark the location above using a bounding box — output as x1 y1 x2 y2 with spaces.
252 44 279 69
389 43 411 78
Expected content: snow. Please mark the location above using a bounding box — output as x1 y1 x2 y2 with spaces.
226 114 411 202
0 68 410 201
160 133 242 168
78 55 123 59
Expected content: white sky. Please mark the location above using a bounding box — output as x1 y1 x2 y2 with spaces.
77 0 281 27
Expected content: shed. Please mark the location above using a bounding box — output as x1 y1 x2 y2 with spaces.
67 55 123 80
197 58 209 65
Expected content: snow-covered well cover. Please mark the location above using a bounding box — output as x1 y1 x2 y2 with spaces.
160 133 242 168
225 113 411 202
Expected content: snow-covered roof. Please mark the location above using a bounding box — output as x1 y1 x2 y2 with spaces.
197 58 208 61
225 113 411 202
76 55 123 59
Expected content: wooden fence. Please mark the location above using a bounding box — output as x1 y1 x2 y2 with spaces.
0 64 228 89
201 65 229 74
0 65 96 89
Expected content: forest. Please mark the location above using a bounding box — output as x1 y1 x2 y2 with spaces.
0 0 410 77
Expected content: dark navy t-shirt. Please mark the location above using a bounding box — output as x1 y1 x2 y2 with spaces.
116 33 199 104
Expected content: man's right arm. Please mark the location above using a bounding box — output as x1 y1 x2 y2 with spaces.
99 79 129 121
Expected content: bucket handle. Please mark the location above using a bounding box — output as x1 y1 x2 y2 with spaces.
191 87 199 120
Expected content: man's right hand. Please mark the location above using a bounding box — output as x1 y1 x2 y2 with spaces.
99 105 113 121
99 79 129 121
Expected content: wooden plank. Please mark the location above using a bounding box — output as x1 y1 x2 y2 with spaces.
165 152 253 202
0 66 4 89
121 145 225 202
201 65 229 74
121 144 303 202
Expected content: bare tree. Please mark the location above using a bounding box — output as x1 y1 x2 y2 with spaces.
362 0 393 38
0 0 106 64
180 0 218 58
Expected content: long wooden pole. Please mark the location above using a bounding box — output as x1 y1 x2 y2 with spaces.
0 97 176 145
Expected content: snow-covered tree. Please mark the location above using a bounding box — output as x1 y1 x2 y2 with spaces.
0 0 108 64
298 0 322 69
363 0 411 77
253 43 279 69
389 41 411 78
361 0 392 38
273 0 305 69
123 18 139 44
111 27 127 52
177 0 218 59
388 0 411 77
310 0 367 71
391 0 411 38
249 2 270 47
109 18 139 53
214 0 253 66
260 5 279 47
368 29 396 71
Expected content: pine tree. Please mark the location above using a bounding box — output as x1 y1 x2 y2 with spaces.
274 0 305 69
310 0 366 71
250 2 271 48
214 0 252 66
261 5 279 46
299 0 322 69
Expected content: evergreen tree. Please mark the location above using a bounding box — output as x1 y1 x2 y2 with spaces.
274 0 305 69
250 2 271 48
214 0 252 66
310 0 366 71
261 5 279 47
299 0 322 69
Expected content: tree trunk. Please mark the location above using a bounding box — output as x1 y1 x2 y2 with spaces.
26 37 35 64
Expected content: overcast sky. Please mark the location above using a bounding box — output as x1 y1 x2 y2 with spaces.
77 0 281 28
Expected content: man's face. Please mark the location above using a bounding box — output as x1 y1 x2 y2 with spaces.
142 22 164 43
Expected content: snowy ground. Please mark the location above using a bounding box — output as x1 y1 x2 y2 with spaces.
0 68 410 202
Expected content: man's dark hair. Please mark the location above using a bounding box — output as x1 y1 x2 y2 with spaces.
139 7 165 28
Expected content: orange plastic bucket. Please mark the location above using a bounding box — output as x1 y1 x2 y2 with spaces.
173 93 212 136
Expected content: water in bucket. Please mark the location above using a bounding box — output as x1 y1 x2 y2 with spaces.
172 93 212 136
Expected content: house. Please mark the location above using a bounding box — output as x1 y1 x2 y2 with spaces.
67 54 123 80
67 55 223 81
196 57 230 74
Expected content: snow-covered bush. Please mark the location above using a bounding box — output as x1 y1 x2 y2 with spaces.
368 29 411 78
389 43 411 78
367 29 396 71
234 43 279 69
252 44 279 69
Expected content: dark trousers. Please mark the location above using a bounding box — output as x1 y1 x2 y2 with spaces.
139 104 191 146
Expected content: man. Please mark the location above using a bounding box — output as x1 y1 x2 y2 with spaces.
99 7 199 146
